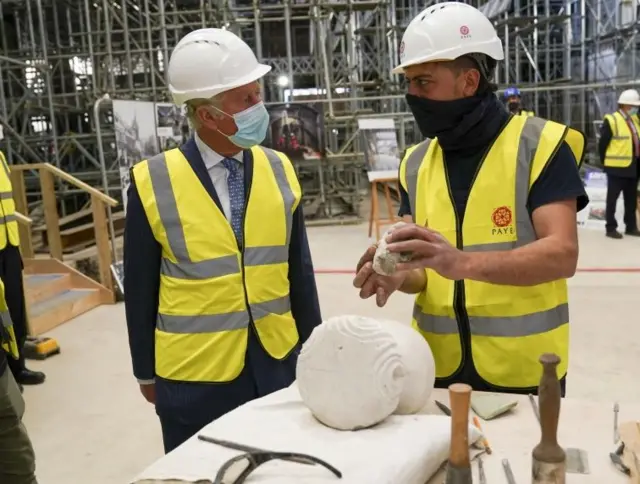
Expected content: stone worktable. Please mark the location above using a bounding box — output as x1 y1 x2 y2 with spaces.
132 387 637 484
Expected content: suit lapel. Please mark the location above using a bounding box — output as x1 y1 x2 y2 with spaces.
179 137 256 211
242 148 254 200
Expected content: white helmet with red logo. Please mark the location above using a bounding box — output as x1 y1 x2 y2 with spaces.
392 2 504 74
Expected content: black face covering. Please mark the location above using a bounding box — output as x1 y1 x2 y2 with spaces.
508 101 521 113
406 92 506 151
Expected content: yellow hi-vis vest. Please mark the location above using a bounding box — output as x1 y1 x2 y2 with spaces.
603 111 640 168
0 152 20 249
0 278 19 359
520 110 535 117
133 146 302 383
399 115 586 389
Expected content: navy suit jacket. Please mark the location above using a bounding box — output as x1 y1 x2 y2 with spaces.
123 138 322 421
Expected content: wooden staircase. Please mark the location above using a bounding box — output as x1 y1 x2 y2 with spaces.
10 163 119 336
23 259 114 336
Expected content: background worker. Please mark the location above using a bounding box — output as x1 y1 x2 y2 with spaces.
354 2 588 397
124 28 322 453
0 277 38 484
597 89 640 239
0 152 45 390
504 86 535 116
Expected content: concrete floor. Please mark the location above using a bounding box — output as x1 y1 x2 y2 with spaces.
21 223 640 483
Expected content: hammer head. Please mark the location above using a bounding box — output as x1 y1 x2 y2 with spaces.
445 462 473 484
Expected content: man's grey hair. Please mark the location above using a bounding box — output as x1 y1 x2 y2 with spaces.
185 93 225 129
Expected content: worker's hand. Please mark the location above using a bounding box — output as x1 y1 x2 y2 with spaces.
353 244 407 307
384 224 469 281
139 383 156 405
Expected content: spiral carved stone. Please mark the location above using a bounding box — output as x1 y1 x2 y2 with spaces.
296 315 436 430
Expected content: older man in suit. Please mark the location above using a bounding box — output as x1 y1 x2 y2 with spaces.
123 28 322 453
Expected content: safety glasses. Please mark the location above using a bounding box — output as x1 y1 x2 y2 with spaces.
213 450 343 484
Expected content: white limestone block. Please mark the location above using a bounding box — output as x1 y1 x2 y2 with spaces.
373 221 412 275
296 315 436 431
380 318 436 415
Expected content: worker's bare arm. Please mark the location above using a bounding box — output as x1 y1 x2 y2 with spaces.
458 200 579 285
385 199 579 286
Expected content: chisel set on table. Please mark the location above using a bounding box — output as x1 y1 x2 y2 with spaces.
442 352 594 484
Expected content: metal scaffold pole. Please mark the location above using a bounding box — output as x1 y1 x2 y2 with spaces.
0 0 637 223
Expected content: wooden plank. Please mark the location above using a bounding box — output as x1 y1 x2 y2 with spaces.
24 273 72 306
23 258 114 304
28 289 103 336
39 169 63 260
58 215 125 251
33 207 94 234
13 163 118 207
92 196 114 295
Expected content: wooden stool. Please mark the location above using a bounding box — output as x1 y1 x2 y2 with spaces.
368 177 399 240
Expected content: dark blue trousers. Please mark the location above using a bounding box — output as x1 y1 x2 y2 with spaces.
156 327 298 454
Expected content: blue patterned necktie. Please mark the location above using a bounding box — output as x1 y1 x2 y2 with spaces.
221 158 245 245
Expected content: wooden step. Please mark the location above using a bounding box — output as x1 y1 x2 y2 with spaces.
24 273 72 306
28 288 103 336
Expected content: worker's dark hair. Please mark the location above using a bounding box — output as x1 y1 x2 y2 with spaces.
450 54 498 95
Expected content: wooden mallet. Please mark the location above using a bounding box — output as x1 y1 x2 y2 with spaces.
445 383 473 484
532 353 566 483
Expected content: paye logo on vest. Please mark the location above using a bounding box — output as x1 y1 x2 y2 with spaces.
491 205 514 235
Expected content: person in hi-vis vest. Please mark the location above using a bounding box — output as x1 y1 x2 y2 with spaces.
123 28 322 453
503 86 534 117
0 151 45 390
597 89 640 239
0 276 38 484
354 3 589 396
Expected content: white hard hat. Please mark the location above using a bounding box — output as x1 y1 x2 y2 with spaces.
168 28 271 105
392 2 504 74
617 89 640 106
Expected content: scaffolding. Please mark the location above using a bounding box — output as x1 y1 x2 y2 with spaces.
0 0 638 219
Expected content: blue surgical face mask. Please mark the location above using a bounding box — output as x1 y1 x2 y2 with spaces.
630 107 639 116
215 102 270 149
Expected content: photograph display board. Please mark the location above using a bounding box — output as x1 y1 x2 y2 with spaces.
264 103 325 162
112 100 159 211
577 169 624 231
357 118 401 182
156 103 190 151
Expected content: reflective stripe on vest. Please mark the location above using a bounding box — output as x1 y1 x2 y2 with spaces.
399 115 581 388
0 152 19 249
603 112 638 168
133 144 301 382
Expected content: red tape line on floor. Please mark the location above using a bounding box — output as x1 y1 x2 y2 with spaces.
314 268 640 274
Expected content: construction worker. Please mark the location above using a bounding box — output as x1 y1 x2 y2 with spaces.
597 89 640 239
123 28 322 453
504 86 534 116
354 2 588 397
0 277 38 483
0 152 45 389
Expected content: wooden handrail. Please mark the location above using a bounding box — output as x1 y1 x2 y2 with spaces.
9 162 117 300
15 212 32 225
11 162 118 207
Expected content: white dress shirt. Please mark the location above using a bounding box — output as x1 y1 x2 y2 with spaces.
194 133 243 221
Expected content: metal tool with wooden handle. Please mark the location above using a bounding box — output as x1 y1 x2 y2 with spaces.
531 353 566 483
445 383 473 484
